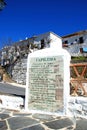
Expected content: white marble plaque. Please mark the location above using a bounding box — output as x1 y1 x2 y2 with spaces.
27 56 64 112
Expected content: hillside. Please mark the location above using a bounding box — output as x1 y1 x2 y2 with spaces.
0 65 14 83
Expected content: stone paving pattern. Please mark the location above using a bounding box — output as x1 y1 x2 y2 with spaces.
0 109 87 130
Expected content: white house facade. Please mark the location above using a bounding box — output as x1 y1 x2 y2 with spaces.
62 30 87 56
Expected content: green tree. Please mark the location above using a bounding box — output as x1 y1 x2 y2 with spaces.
0 0 6 11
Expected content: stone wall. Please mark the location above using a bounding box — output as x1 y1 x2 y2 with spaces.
0 94 23 110
68 96 87 118
12 58 27 85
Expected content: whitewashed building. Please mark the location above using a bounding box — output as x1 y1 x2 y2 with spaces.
15 30 87 56
62 30 87 56
30 32 62 49
15 32 62 50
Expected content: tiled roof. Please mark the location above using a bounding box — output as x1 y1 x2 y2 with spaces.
62 30 87 38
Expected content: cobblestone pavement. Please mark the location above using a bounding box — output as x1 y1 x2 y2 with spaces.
0 108 87 130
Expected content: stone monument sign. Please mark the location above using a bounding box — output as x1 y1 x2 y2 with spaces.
25 34 70 115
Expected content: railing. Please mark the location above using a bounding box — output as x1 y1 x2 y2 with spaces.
70 63 87 96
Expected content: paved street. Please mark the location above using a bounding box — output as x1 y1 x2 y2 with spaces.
0 108 75 130
0 82 25 97
0 108 87 130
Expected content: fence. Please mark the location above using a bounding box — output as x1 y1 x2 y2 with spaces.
70 63 87 96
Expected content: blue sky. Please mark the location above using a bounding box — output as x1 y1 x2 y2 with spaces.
0 0 87 49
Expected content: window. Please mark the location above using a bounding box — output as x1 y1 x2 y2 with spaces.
64 40 68 44
63 40 68 47
71 43 73 45
41 39 45 49
80 48 83 53
79 37 84 44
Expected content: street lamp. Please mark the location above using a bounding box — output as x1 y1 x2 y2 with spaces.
0 0 6 11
